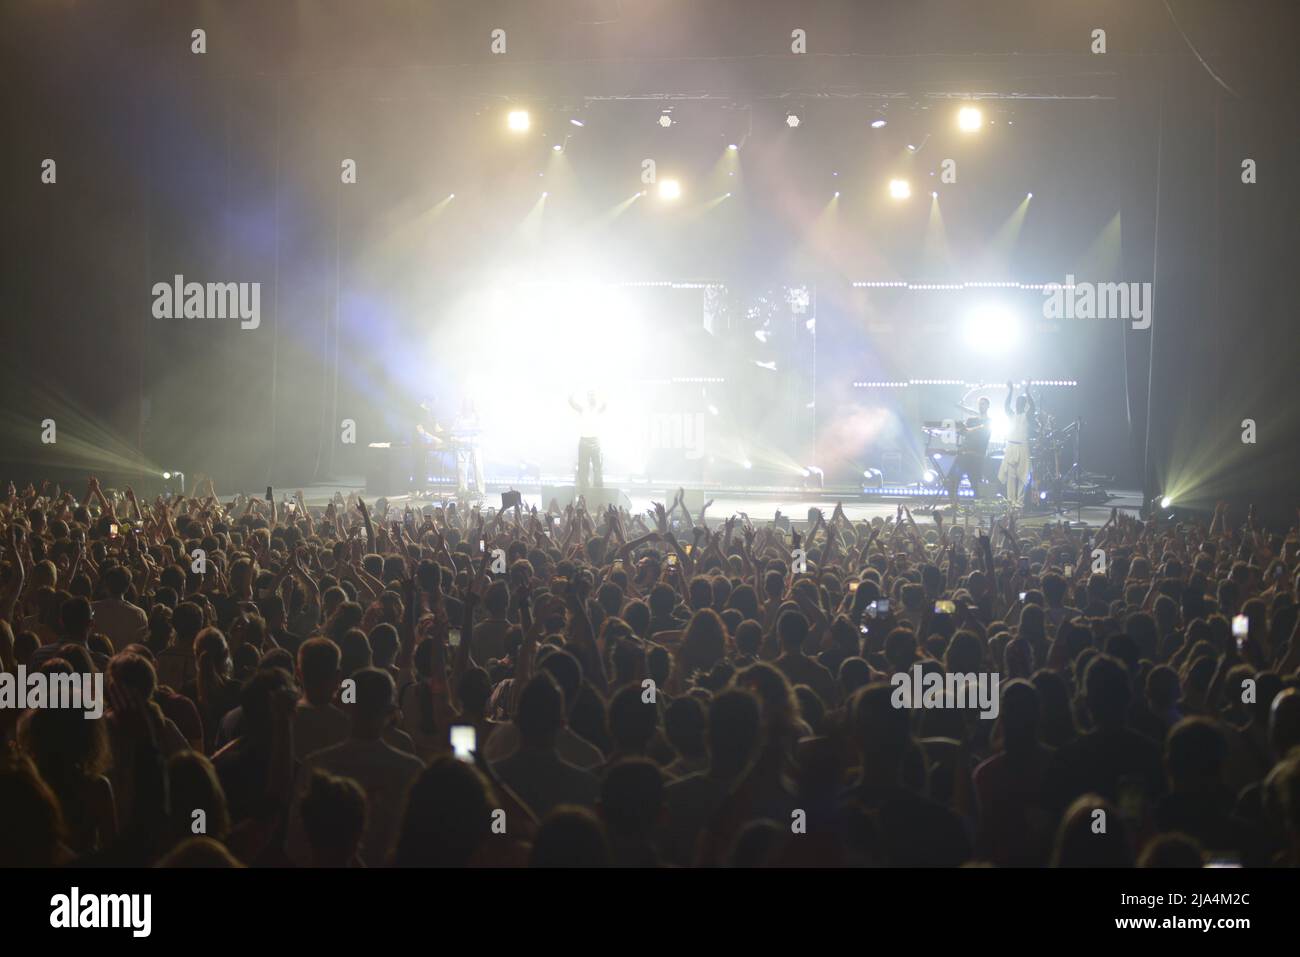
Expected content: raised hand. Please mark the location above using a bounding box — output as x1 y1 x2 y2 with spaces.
651 502 668 534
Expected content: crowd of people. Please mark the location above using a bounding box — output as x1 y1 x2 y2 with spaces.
1 476 1299 868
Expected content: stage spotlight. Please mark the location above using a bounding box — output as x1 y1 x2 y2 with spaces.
161 471 170 479
931 191 938 198
507 110 530 132
871 118 887 128
963 303 1021 354
448 193 455 200
888 179 911 200
862 468 884 490
707 404 719 416
1026 191 1033 199
922 468 939 486
658 113 673 128
162 470 186 493
552 143 563 152
658 178 682 200
742 460 753 470
786 113 800 128
727 143 738 151
957 105 983 132
541 191 549 198
1160 495 1173 509
569 118 584 127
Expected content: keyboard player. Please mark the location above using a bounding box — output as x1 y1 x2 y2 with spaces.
949 396 992 500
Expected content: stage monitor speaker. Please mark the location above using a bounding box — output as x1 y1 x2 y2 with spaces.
541 485 633 512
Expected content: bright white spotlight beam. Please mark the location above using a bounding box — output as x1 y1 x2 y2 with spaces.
963 303 1021 355
958 105 983 132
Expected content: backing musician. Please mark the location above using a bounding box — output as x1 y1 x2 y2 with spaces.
412 399 446 490
950 396 992 500
414 398 446 449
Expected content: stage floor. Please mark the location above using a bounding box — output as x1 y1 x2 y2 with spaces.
296 478 1142 530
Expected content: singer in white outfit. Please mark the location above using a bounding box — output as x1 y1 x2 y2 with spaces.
452 397 486 496
569 390 606 492
998 380 1034 509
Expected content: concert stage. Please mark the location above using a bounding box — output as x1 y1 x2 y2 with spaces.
297 477 1143 531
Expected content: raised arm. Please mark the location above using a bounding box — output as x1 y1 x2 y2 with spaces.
451 570 484 710
87 476 115 519
564 579 607 695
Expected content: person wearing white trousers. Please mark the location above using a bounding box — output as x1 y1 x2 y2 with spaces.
998 380 1035 508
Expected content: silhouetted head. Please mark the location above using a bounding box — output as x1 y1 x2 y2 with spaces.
393 758 496 867
1052 794 1133 867
530 806 609 867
